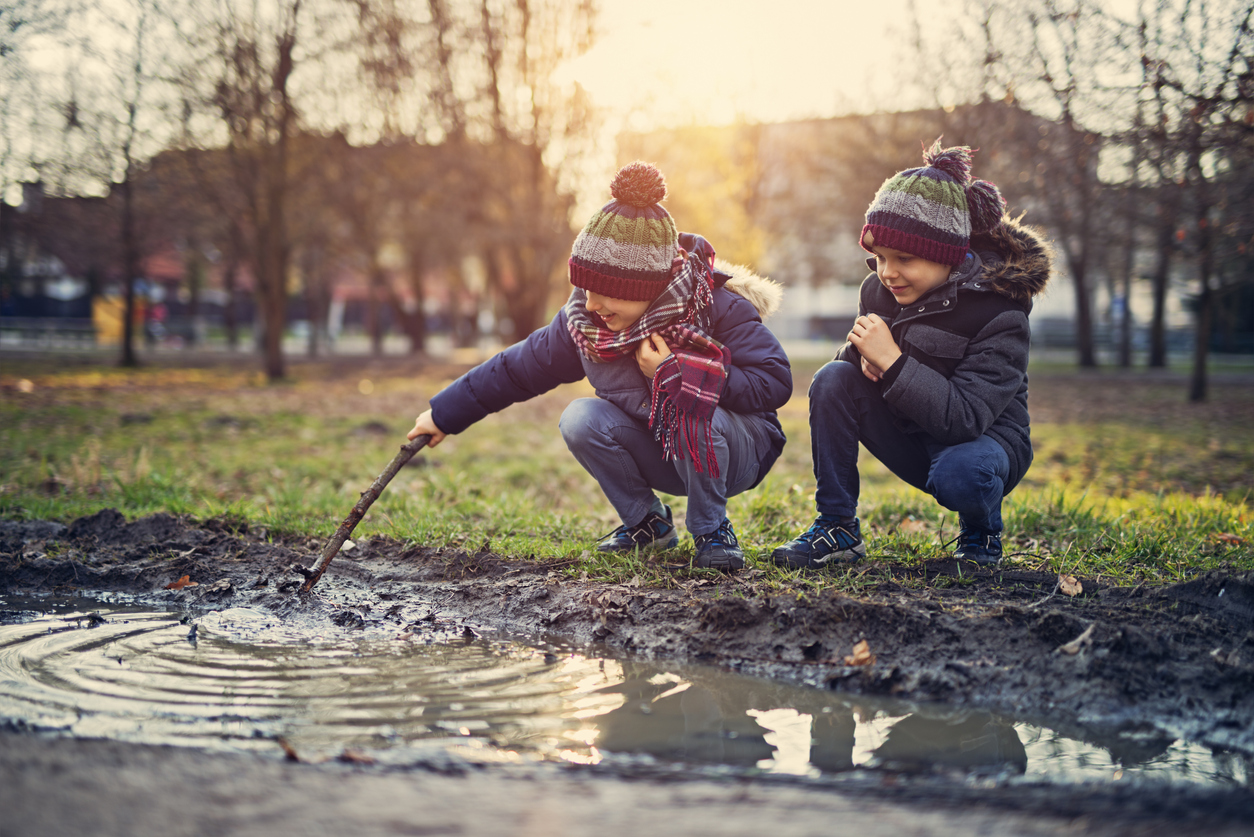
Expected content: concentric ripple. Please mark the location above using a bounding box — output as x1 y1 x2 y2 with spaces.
0 602 622 760
0 597 1249 788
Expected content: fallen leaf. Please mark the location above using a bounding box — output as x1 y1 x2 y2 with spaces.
1058 573 1082 596
1215 533 1247 545
164 575 199 590
844 639 876 666
277 737 300 762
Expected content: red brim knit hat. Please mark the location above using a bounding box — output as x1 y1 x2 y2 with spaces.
569 162 677 302
861 139 1006 267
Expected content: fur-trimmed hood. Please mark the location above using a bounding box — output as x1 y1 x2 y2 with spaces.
969 216 1053 307
713 258 783 320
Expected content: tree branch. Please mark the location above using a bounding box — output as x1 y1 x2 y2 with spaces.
298 434 432 595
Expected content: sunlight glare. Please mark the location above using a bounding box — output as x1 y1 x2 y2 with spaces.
561 0 949 128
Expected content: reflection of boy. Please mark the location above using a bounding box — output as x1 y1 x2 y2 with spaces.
409 163 791 570
773 141 1052 569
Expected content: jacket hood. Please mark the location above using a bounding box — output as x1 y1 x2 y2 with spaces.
969 215 1054 307
714 258 783 320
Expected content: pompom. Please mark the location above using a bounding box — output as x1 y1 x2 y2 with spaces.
922 137 973 184
610 161 667 208
967 179 1006 234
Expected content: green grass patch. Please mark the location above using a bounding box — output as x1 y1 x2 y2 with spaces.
2 356 1251 593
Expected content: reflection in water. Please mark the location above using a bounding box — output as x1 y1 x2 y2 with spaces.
0 597 1248 789
588 664 1021 779
868 710 1027 775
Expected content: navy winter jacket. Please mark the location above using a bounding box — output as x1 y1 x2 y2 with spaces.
430 266 793 487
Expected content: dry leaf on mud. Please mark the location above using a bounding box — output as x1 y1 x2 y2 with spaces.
164 574 198 590
844 639 876 666
277 737 300 762
1058 574 1082 596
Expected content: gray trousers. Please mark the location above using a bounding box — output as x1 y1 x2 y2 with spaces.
559 397 771 536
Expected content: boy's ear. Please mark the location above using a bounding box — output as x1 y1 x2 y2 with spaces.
866 257 877 272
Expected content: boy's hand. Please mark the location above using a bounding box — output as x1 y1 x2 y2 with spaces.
407 409 447 447
849 314 902 376
635 333 672 380
861 356 885 382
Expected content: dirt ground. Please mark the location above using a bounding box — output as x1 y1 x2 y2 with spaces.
2 509 1253 836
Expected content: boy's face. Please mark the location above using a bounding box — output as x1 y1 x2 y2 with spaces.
585 291 651 332
864 232 952 306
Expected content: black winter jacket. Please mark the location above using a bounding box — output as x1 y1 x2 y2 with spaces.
836 218 1053 492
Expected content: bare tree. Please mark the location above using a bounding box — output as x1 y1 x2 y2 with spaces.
1142 0 1254 400
177 0 307 381
462 0 594 342
40 0 182 367
347 0 597 346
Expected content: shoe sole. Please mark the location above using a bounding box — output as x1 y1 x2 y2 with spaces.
771 543 866 570
597 535 679 554
694 553 745 571
957 553 1002 567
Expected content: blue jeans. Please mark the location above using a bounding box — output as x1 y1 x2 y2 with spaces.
809 361 1011 533
559 398 771 535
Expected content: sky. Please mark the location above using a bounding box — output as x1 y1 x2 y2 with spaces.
559 0 949 129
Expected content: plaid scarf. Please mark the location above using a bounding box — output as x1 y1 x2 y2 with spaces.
566 253 730 476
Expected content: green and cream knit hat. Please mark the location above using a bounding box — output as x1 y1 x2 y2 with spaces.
569 161 678 301
861 139 1006 267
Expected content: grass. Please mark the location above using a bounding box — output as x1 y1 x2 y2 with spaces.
1 352 1251 594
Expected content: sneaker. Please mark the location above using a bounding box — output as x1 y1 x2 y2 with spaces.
954 528 1002 566
771 517 866 569
598 505 679 553
693 518 744 571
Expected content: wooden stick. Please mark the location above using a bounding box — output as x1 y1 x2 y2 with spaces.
298 434 432 595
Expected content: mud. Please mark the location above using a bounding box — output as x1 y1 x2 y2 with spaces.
2 509 1253 835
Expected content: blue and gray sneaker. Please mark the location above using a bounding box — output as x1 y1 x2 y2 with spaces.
598 505 679 553
693 518 744 571
954 528 1002 566
771 517 866 569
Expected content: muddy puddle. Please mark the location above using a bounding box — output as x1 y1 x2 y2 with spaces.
1 594 1247 790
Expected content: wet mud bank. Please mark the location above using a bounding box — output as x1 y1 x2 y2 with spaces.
2 510 1253 833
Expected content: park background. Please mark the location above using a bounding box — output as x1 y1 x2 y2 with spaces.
1 0 1252 586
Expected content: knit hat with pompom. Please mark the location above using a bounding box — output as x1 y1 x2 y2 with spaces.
861 139 1006 267
569 161 678 301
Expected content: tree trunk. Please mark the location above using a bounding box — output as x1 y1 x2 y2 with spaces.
1147 210 1174 368
1188 217 1214 403
1117 270 1133 368
369 264 385 357
258 175 288 381
1070 257 1097 368
224 258 240 350
187 250 202 348
119 177 140 368
1117 187 1137 368
404 244 428 355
